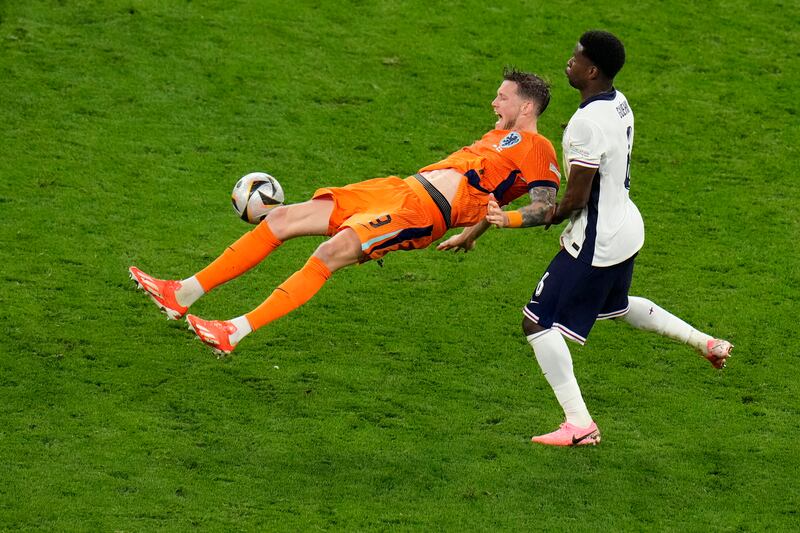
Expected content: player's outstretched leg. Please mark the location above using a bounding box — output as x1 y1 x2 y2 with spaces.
129 266 191 320
525 326 601 446
623 296 733 369
186 229 360 357
128 221 282 320
130 200 335 323
192 220 284 293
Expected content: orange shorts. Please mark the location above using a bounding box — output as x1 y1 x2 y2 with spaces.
313 176 449 261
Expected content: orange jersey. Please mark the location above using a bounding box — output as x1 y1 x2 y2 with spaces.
419 129 561 227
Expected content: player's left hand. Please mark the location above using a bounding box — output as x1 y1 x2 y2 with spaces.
485 194 508 227
436 233 475 253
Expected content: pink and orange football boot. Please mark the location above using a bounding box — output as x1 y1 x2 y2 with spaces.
129 266 188 320
186 314 239 358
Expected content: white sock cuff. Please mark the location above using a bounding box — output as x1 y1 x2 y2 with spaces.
526 328 561 345
176 275 206 308
229 315 253 344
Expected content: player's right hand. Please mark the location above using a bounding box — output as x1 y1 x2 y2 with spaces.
485 193 508 227
436 234 475 253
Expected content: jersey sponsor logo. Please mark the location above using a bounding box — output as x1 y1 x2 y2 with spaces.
495 131 522 151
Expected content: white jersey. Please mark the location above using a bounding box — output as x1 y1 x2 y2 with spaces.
560 89 644 267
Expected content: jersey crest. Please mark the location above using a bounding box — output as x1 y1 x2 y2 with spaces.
496 131 522 151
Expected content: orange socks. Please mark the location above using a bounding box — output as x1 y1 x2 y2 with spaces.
193 222 333 331
245 256 332 330
195 222 282 291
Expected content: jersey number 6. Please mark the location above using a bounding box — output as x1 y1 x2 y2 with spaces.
624 126 633 190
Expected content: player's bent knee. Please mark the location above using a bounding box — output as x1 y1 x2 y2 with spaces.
522 316 544 337
264 205 291 234
313 230 362 272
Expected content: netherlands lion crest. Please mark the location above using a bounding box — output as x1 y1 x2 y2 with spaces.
497 131 522 151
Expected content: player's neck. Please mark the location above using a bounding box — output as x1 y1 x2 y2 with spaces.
510 118 538 134
580 83 615 103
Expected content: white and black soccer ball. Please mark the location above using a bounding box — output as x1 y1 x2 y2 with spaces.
231 172 285 224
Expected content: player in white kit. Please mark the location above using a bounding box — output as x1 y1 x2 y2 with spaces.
486 31 733 446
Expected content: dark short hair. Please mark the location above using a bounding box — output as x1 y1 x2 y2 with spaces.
503 67 551 116
579 30 626 80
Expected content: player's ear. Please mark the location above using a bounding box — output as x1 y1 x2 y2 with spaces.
522 99 535 116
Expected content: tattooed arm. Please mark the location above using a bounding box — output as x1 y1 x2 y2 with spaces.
485 186 557 228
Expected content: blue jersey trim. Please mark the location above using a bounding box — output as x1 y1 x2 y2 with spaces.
527 180 559 191
465 169 490 193
577 171 602 264
366 226 434 254
493 170 521 203
465 169 527 203
362 230 402 251
579 88 617 109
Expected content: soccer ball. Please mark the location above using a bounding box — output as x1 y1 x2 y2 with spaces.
231 172 285 224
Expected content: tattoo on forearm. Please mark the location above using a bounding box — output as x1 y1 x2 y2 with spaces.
520 187 557 227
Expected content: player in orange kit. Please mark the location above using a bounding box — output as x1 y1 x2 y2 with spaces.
129 68 562 356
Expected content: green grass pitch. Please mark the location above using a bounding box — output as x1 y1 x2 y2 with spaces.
1 0 799 530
